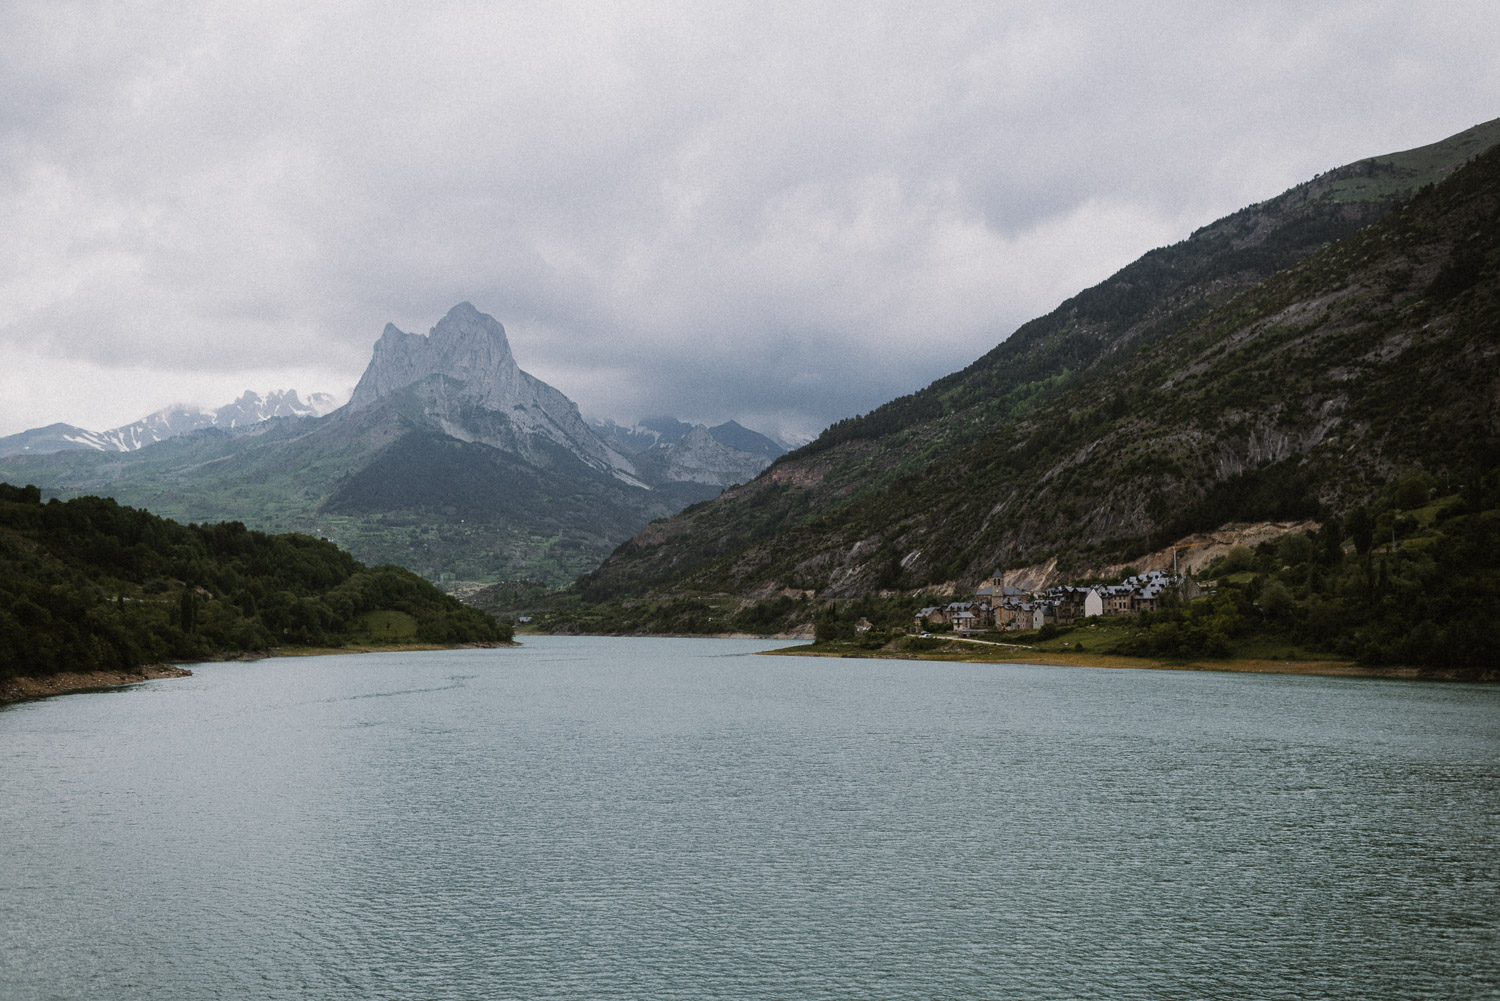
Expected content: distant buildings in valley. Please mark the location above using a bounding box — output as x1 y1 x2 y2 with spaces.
915 569 1202 634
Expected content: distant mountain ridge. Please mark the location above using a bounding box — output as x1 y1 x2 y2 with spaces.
0 389 339 458
591 416 787 457
0 304 792 587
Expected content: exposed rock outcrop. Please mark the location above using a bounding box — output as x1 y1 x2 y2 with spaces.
347 302 639 482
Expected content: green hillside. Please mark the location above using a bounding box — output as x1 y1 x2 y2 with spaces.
533 479 1499 678
554 122 1500 657
0 483 510 678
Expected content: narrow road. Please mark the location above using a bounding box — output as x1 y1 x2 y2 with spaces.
936 635 1034 650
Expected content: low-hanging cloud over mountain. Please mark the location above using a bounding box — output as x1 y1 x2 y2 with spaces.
3 1 1499 439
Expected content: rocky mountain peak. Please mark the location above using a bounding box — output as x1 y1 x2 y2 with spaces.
350 303 522 411
216 389 336 426
345 303 642 484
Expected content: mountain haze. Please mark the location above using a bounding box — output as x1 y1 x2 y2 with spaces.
0 389 338 458
573 119 1500 604
0 305 784 587
593 416 787 459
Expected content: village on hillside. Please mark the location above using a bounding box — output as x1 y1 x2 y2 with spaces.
908 569 1203 635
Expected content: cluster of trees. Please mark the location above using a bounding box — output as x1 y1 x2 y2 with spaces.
0 483 509 678
1132 470 1499 674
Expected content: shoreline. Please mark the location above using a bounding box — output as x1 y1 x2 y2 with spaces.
0 664 195 706
6 638 1480 705
767 644 1485 682
199 639 521 661
0 640 521 706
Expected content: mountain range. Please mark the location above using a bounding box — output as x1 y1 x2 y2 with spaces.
565 117 1500 607
5 119 1496 613
592 416 790 458
0 389 339 458
592 417 788 487
0 304 785 587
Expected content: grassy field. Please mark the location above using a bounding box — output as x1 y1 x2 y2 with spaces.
352 610 420 643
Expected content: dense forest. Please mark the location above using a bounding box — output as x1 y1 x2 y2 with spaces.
0 483 509 678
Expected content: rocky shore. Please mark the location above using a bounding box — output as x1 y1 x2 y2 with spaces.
0 664 194 706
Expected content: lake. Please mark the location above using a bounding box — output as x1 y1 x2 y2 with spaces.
2 636 1497 1000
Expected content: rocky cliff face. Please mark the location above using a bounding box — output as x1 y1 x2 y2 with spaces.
349 303 521 410
347 302 639 483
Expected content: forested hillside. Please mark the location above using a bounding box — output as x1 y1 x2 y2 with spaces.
0 483 509 678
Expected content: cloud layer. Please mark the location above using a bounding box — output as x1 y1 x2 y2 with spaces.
4 1 1499 438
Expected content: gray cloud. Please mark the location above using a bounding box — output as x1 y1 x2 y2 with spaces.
3 1 1499 439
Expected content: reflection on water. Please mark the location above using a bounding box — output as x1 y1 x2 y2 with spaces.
2 637 1497 1000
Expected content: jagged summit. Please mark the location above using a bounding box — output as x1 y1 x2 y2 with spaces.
347 303 640 483
217 389 338 426
0 388 338 458
349 302 522 411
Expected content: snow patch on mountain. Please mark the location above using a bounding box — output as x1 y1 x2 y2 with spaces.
0 389 338 458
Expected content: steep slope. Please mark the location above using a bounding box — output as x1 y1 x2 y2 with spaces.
804 118 1500 464
576 122 1500 603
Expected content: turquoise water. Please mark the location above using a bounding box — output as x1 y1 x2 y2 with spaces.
1 636 1496 1000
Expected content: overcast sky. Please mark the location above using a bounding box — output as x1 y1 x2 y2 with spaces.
3 2 1498 441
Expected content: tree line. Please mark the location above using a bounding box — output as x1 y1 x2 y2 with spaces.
0 483 509 678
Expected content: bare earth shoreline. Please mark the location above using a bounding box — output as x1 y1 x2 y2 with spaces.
0 664 196 706
768 644 1487 682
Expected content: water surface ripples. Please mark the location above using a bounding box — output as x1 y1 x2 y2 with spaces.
2 637 1496 999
